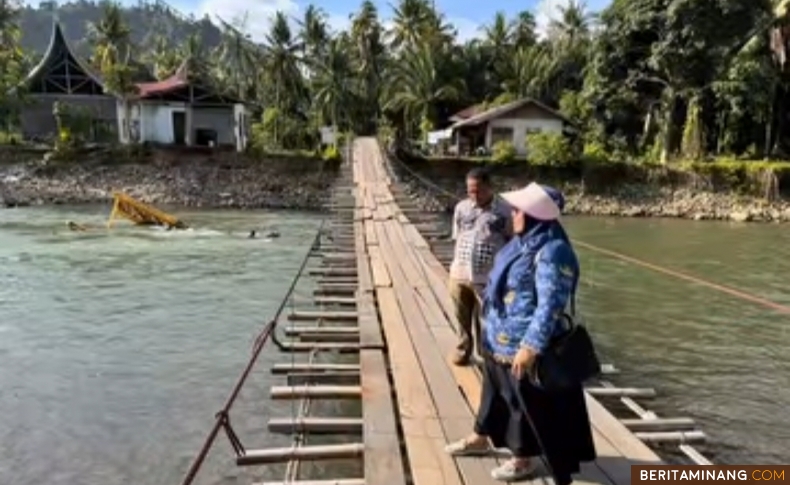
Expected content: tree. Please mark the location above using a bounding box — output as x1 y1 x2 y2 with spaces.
0 0 27 132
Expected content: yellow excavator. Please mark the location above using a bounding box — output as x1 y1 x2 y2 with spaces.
106 192 188 229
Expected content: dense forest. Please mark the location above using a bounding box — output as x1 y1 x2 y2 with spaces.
2 0 790 166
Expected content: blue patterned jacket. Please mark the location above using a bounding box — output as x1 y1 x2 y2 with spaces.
481 237 579 361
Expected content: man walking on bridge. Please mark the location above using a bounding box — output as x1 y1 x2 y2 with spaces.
449 168 511 366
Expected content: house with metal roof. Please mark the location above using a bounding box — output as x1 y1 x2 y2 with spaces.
121 60 250 152
447 98 573 156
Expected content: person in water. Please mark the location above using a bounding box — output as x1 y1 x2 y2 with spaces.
249 229 280 239
444 182 596 484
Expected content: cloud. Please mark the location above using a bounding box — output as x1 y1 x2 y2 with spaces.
194 0 298 41
448 17 482 43
534 0 568 39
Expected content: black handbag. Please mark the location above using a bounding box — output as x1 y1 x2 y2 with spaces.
530 313 601 390
528 253 601 390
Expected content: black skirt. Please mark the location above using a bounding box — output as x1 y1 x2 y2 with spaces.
474 355 597 485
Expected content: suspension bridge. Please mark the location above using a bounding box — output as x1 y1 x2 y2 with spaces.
180 137 714 485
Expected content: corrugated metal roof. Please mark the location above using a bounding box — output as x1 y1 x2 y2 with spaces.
450 98 572 129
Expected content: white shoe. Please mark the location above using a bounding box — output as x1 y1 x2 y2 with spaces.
444 437 491 456
490 459 536 481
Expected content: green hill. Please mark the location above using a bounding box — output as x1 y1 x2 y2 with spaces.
18 0 223 57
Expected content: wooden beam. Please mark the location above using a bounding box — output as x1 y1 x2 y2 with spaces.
270 385 362 399
253 480 364 485
288 310 358 321
271 362 360 374
314 296 357 306
268 417 363 434
286 372 360 386
634 431 706 443
620 417 696 431
237 443 364 465
586 387 656 398
285 326 359 336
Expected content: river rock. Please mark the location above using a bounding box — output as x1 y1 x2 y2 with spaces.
729 211 751 222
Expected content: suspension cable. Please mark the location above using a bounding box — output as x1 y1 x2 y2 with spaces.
179 218 326 485
385 147 790 316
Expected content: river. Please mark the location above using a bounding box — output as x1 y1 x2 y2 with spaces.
0 207 787 485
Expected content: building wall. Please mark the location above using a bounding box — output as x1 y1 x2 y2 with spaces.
485 117 564 155
120 102 244 150
138 102 186 144
192 107 235 146
20 94 117 141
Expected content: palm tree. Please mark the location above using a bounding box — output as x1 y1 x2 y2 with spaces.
312 37 355 141
498 45 556 100
264 12 305 145
86 1 131 73
389 0 430 49
384 43 463 140
512 11 537 47
87 1 135 143
298 4 329 73
351 1 386 128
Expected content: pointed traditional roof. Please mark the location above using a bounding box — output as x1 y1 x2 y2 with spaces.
25 21 106 95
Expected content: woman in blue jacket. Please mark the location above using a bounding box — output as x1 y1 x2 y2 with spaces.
445 182 596 484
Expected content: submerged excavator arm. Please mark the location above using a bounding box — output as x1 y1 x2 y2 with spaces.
107 192 188 229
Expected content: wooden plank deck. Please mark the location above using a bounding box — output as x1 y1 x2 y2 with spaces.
349 137 662 485
244 137 664 485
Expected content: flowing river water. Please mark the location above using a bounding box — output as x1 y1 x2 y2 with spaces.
0 206 788 485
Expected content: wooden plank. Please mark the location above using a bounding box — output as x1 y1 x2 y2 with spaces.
368 246 391 287
267 417 363 434
620 418 696 431
365 220 378 245
356 249 374 293
284 326 359 336
586 387 656 398
288 310 358 321
357 291 384 349
393 274 501 485
585 393 663 463
254 480 364 485
314 296 357 306
360 350 409 484
270 385 362 399
375 286 464 485
271 362 360 374
276 341 372 352
286 372 360 386
237 443 364 465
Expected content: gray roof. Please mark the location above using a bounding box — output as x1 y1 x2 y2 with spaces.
450 98 573 129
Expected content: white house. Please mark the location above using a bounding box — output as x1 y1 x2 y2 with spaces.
448 98 573 156
116 61 250 152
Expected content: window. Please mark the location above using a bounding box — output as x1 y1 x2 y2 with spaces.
526 128 542 135
491 126 513 145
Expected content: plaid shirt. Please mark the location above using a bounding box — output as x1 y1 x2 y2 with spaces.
450 197 512 286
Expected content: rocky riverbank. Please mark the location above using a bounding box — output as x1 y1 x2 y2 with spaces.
0 148 337 210
391 155 790 223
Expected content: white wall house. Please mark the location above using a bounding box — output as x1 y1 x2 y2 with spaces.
448 98 573 156
117 62 250 152
117 99 249 152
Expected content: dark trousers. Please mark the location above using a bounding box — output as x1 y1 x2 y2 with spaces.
474 355 597 485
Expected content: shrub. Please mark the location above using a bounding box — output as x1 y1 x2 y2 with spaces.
491 140 516 164
581 140 610 166
322 144 341 162
526 132 575 167
0 130 21 145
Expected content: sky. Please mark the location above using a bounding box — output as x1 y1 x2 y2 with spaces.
26 0 611 42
